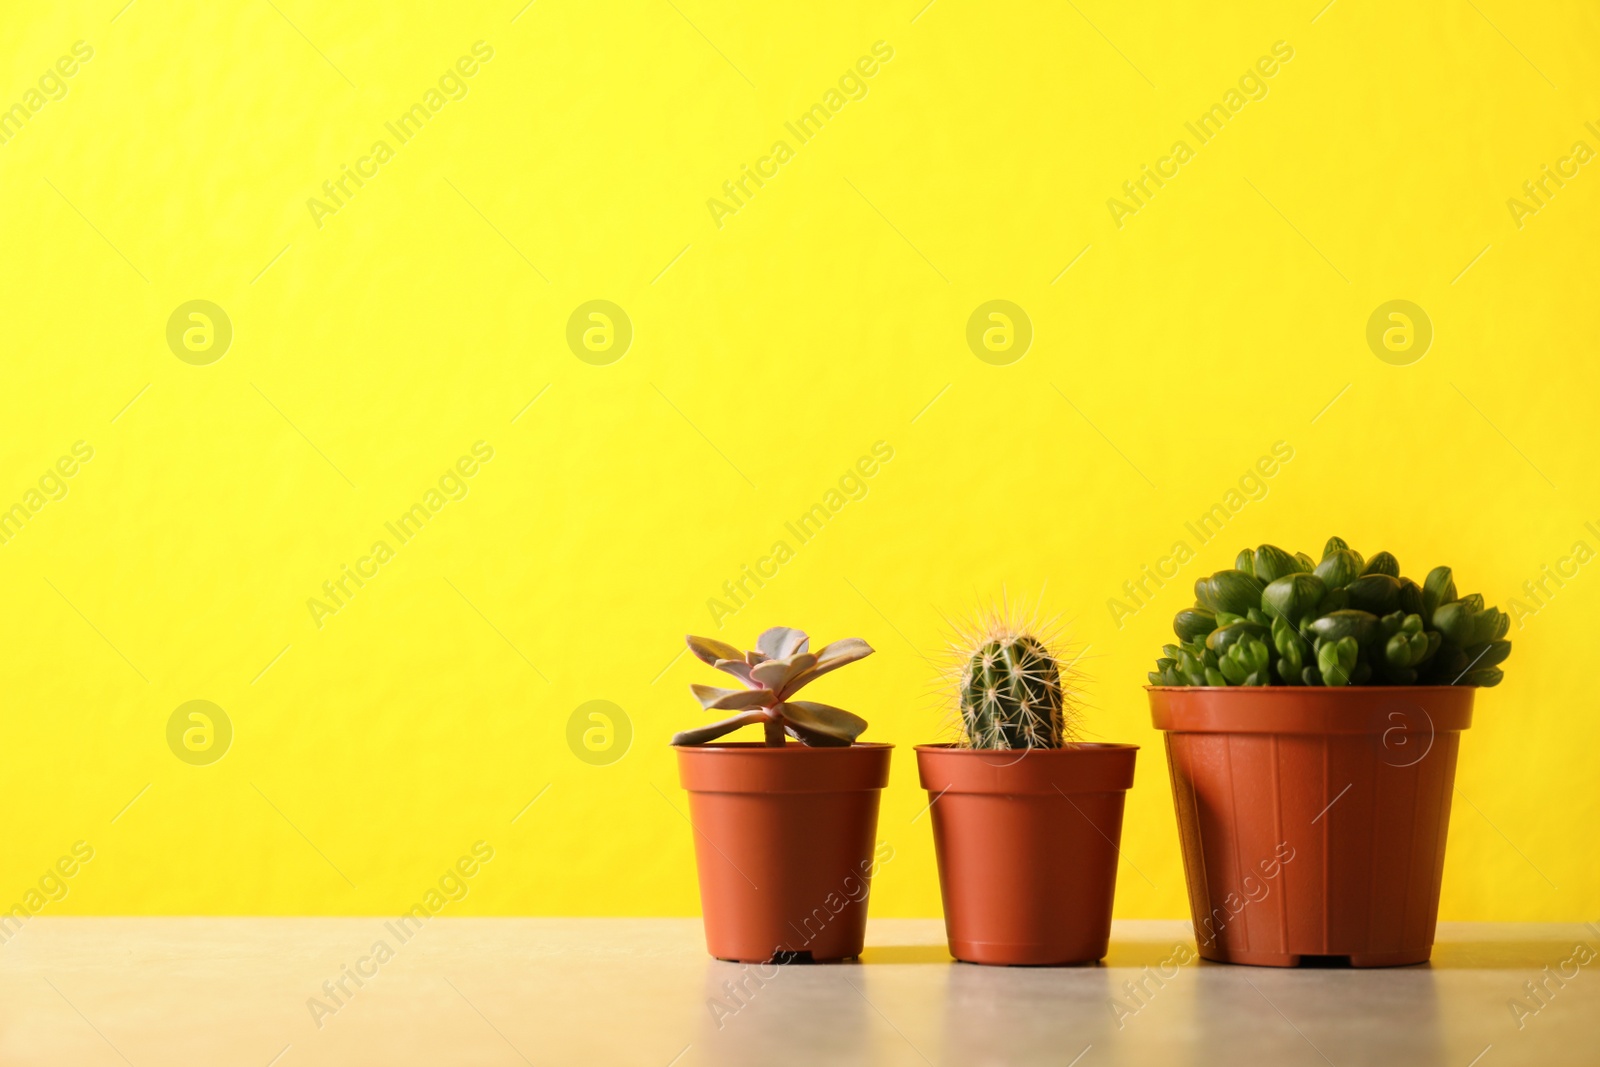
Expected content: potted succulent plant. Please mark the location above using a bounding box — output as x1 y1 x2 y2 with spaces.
671 626 891 963
916 609 1137 965
1147 538 1512 967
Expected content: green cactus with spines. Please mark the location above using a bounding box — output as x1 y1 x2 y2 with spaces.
960 635 1067 749
1149 539 1513 689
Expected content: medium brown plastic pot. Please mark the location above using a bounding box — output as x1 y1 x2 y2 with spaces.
675 742 892 963
1149 685 1474 967
915 743 1138 965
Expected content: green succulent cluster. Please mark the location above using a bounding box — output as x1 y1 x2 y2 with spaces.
1149 538 1511 688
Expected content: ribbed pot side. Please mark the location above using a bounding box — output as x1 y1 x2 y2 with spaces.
1149 686 1474 967
675 742 892 964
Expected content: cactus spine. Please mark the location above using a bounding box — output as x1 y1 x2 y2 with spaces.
961 635 1065 749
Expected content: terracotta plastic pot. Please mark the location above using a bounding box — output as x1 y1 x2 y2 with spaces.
915 743 1138 965
1149 686 1474 967
675 742 892 963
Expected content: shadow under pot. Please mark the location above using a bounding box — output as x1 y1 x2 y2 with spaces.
915 743 1138 965
1149 684 1473 967
675 742 893 964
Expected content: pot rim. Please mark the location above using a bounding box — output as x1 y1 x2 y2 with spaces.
914 741 1137 794
674 740 893 793
912 742 1139 753
1148 683 1474 734
1144 685 1482 692
671 740 895 752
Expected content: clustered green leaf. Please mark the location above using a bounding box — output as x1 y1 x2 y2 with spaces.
1149 538 1511 688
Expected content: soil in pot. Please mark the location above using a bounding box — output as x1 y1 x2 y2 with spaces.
675 741 892 963
915 743 1138 965
1150 685 1473 967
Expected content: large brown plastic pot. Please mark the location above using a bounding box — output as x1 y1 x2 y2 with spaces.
915 743 1138 965
675 742 892 963
1149 686 1474 967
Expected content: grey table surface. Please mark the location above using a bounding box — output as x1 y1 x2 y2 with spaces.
0 917 1594 1065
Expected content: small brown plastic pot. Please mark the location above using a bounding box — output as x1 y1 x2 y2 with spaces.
1149 685 1474 967
675 742 892 963
915 743 1138 965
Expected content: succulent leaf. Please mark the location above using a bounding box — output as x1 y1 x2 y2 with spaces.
690 684 774 711
779 700 867 744
1318 636 1360 686
670 709 772 746
1198 570 1266 616
1309 609 1380 647
1262 573 1325 625
687 635 744 666
1362 551 1401 578
749 653 819 694
1465 640 1512 669
1398 578 1425 615
756 626 810 659
1431 601 1476 645
1345 574 1402 615
1423 566 1457 623
1206 621 1269 656
1314 549 1364 590
1252 544 1304 583
1317 586 1351 614
1174 608 1218 642
711 657 755 684
785 638 875 692
1219 636 1271 685
1472 607 1508 644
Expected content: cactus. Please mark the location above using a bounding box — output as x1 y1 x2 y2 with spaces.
1149 540 1512 689
949 603 1080 749
961 636 1066 748
672 627 874 746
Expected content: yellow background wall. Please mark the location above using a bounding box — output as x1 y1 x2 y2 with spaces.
2 1 1596 922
